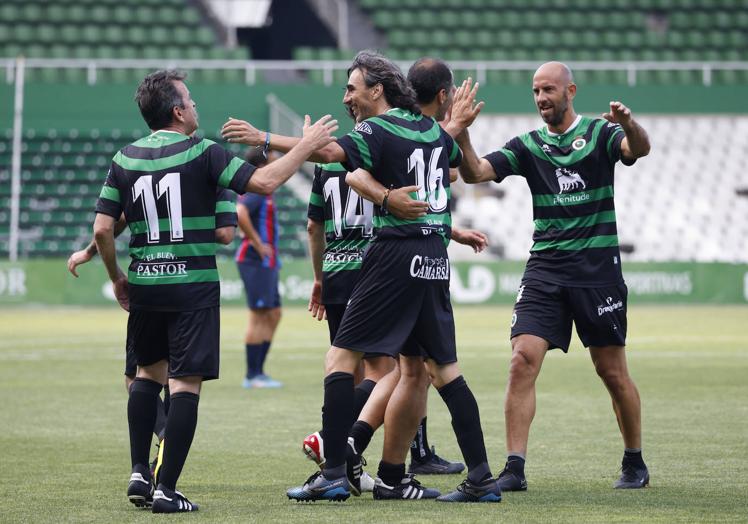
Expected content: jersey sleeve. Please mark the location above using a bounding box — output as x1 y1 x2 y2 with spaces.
204 140 256 195
600 120 635 166
337 120 384 173
483 136 525 183
442 128 463 168
214 188 237 228
307 166 325 223
94 163 123 218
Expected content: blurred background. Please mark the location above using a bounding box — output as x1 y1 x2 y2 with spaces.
0 0 746 306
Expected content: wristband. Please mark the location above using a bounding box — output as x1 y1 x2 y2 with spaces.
261 131 270 160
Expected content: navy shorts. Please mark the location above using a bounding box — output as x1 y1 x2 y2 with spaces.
333 236 456 365
126 307 221 380
510 279 628 352
238 264 281 309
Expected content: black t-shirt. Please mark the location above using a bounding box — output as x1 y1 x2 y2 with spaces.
307 162 372 304
484 116 632 287
336 108 462 246
95 130 254 310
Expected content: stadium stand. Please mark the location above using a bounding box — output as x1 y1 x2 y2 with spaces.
297 0 748 85
0 129 310 258
455 114 748 263
0 0 249 83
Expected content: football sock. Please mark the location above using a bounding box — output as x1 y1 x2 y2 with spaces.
438 375 491 483
349 420 374 455
159 392 200 491
128 378 162 469
377 461 406 487
153 394 167 440
259 340 271 376
353 379 376 420
245 343 263 379
321 372 355 473
506 455 526 475
410 417 433 461
624 448 645 467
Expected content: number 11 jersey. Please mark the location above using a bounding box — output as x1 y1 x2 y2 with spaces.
95 130 254 311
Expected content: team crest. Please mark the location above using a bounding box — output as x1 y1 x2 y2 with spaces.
571 136 586 150
354 121 373 135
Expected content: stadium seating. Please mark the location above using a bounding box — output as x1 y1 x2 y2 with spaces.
0 0 250 84
452 114 748 263
0 129 310 259
295 0 748 85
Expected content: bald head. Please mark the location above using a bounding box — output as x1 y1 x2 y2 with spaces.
532 62 577 130
533 61 574 86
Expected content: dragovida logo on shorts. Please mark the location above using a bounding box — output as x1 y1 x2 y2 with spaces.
597 296 623 316
410 255 449 280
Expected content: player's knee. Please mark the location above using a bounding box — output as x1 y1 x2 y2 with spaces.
325 347 360 375
509 346 541 379
595 365 629 390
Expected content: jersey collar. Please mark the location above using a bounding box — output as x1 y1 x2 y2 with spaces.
545 114 582 137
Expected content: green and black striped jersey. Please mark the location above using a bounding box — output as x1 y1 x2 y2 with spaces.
308 162 373 304
485 115 633 287
336 108 461 245
95 130 254 311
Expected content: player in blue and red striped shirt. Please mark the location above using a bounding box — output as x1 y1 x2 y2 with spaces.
236 148 283 389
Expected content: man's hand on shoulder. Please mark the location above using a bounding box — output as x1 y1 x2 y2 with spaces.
386 186 429 220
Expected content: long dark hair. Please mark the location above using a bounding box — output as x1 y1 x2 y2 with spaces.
348 50 421 115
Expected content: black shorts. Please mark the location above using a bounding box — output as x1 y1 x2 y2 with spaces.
126 306 221 380
333 236 456 365
125 347 137 378
511 279 628 352
325 302 395 360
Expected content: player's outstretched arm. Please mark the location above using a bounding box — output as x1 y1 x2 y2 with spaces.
455 129 499 184
306 218 326 321
245 115 339 194
222 117 346 165
68 213 127 277
444 77 485 139
93 212 128 311
345 169 428 220
451 227 488 253
602 101 651 161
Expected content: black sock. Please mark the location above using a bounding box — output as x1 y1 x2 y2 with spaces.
158 392 200 490
153 395 167 440
128 378 162 470
507 455 526 475
377 461 406 486
321 372 355 473
438 375 491 483
349 420 374 455
410 417 433 461
259 340 271 376
624 449 645 467
353 379 376 420
245 343 263 378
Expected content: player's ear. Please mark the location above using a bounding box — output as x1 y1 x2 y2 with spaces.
371 83 383 100
568 83 577 100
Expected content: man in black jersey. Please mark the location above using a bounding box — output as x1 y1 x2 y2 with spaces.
224 51 501 503
93 70 336 513
68 191 236 472
448 62 651 491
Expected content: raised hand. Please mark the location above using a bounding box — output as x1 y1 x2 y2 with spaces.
386 185 429 220
301 114 339 150
221 117 265 146
452 228 488 253
308 280 326 321
449 77 485 132
602 101 633 127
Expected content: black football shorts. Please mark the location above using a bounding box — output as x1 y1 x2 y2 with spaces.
510 279 628 351
126 306 221 380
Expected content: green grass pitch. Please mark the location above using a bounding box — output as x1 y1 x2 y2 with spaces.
1 305 746 523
